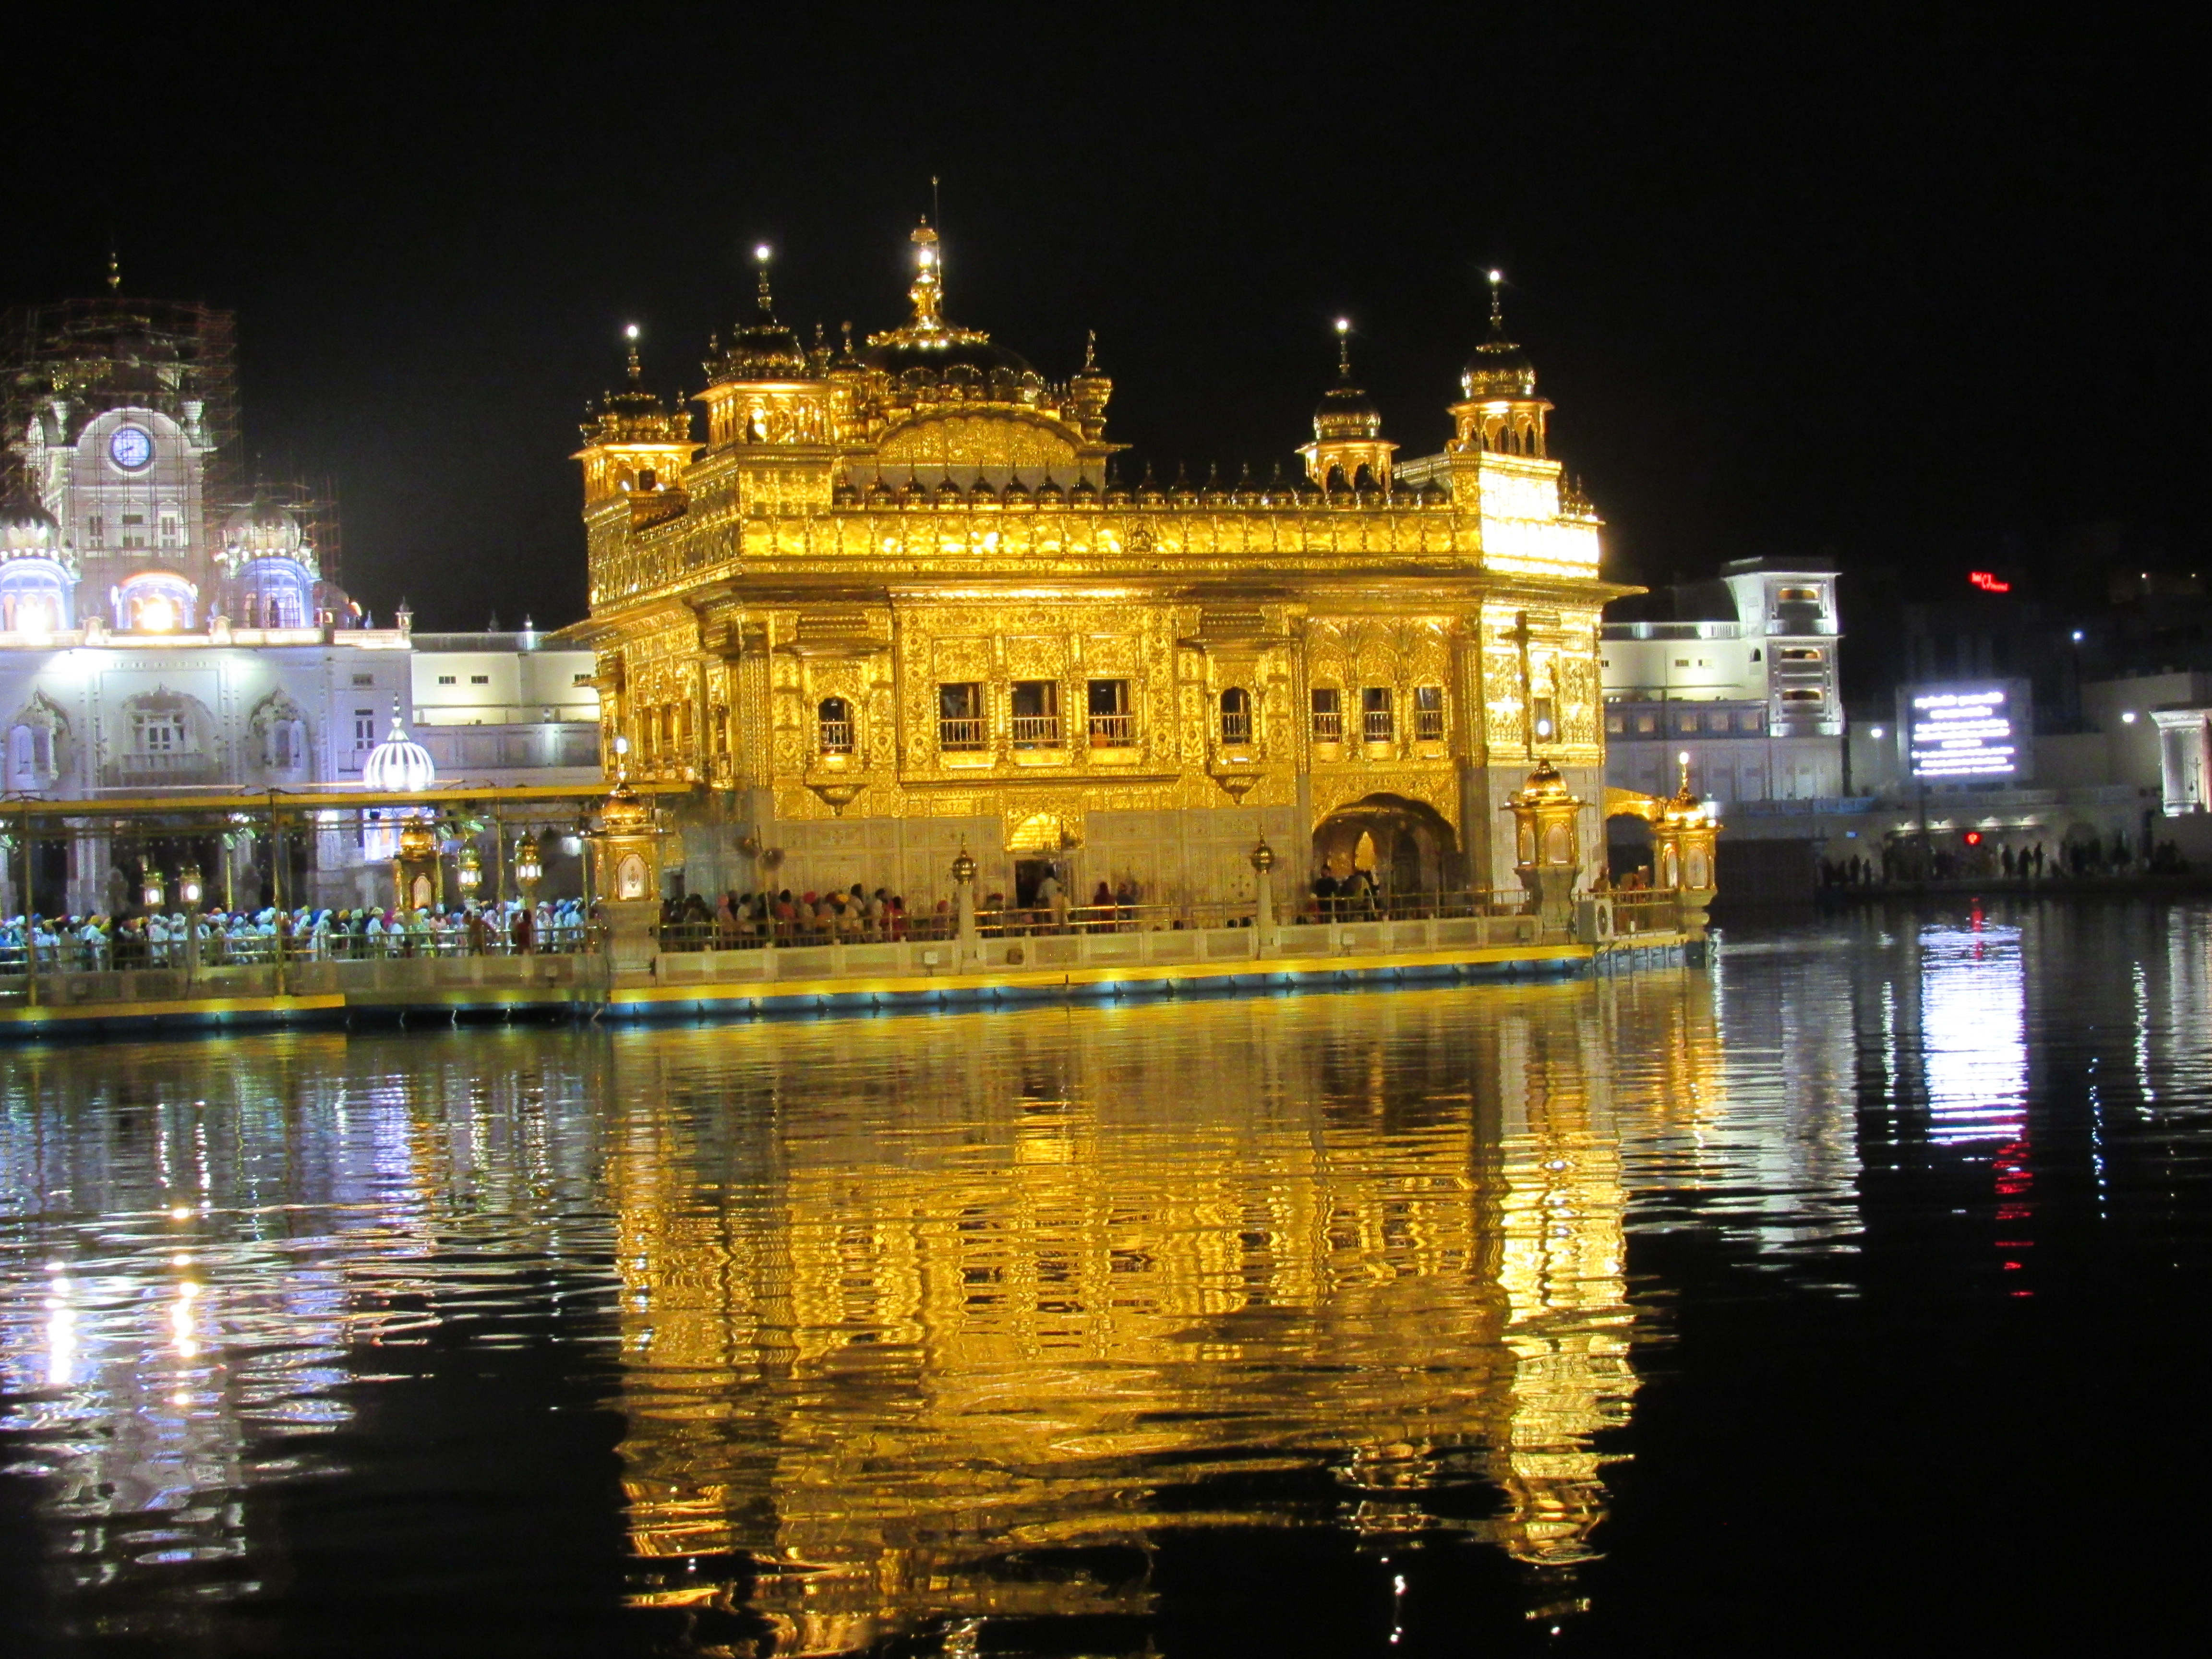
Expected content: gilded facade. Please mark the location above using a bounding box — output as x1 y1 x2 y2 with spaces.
567 232 1627 905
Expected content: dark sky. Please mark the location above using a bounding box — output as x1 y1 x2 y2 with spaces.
7 10 2204 631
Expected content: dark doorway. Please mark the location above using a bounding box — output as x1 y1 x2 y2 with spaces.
29 838 67 914
1014 858 1055 908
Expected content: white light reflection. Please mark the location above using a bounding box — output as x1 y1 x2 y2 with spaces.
1919 921 2027 1143
2133 961 2157 1111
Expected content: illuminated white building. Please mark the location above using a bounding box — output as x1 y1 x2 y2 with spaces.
1601 559 1846 804
0 289 604 913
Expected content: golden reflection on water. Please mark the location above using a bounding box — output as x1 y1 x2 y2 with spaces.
0 967 1769 1652
600 979 1723 1651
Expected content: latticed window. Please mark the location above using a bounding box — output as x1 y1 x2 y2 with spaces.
1087 679 1134 746
1219 687 1253 745
1011 681 1062 747
817 696 854 754
1310 687 1342 743
1414 685 1445 741
1361 687 1393 743
938 682 986 751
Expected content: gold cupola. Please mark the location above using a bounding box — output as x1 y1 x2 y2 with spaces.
574 327 696 510
699 248 830 449
1450 271 1553 458
1299 318 1397 489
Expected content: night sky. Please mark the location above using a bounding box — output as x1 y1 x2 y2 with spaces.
8 12 2203 639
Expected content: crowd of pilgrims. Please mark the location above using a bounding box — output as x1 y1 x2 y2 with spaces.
0 898 593 970
662 875 1153 948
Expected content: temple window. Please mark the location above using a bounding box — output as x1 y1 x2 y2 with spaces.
133 711 186 756
1220 687 1253 746
1087 679 1134 746
1011 681 1062 748
817 697 854 754
1414 685 1445 741
1310 687 1343 744
938 682 986 751
1361 687 1393 743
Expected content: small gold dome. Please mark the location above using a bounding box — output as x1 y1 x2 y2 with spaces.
599 778 653 836
1517 757 1573 803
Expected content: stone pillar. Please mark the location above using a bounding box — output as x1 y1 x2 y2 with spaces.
952 843 978 965
1503 760 1584 936
1250 838 1277 953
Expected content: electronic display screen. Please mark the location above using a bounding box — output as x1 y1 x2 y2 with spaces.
1903 682 2032 781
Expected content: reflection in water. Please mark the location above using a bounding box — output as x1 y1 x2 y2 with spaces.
604 988 1668 1651
1917 917 2029 1145
0 942 1972 1652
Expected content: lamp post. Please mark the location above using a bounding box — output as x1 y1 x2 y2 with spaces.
951 842 978 959
457 845 483 904
179 862 203 983
1249 837 1277 949
142 864 166 913
514 831 542 953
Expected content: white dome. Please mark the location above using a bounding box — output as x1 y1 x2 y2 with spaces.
2 491 60 554
224 498 305 554
361 705 435 792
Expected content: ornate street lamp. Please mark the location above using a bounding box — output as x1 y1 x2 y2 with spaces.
178 863 204 981
142 865 166 911
514 831 543 890
514 831 543 953
457 845 483 901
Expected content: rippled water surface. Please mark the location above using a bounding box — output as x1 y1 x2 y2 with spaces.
5 900 2211 1655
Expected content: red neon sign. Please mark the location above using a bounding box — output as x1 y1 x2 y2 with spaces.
1970 571 2011 593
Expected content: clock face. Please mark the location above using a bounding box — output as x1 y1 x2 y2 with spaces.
108 425 153 470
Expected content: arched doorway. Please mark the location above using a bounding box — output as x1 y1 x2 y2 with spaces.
1311 794 1459 898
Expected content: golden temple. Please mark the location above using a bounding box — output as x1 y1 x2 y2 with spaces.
566 225 1626 909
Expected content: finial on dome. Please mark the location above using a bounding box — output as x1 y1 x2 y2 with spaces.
753 244 777 316
908 218 945 330
1334 316 1352 377
1083 329 1098 373
623 323 642 385
107 245 120 293
1487 269 1506 333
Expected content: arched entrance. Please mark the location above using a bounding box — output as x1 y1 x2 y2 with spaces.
1311 794 1459 898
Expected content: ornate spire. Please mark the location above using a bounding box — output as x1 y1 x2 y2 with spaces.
1459 266 1541 404
1335 315 1353 378
907 218 945 332
623 323 643 386
753 244 778 319
106 245 120 294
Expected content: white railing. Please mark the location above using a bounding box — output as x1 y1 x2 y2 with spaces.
938 717 987 751
1087 712 1135 746
1011 714 1063 747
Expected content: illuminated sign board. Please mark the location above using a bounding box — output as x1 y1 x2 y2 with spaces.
1900 680 2033 781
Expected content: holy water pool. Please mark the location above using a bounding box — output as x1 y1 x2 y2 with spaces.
4 899 2208 1654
